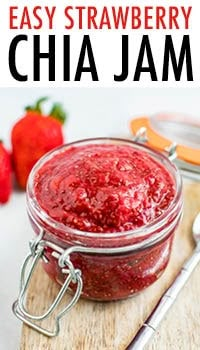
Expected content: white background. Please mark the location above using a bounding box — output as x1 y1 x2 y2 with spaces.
0 87 200 350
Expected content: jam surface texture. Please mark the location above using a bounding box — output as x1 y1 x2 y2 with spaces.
34 144 175 233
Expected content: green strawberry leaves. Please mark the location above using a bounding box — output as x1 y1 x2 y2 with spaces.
25 97 67 124
49 103 66 124
25 97 48 114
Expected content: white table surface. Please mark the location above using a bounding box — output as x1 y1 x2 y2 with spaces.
0 87 200 350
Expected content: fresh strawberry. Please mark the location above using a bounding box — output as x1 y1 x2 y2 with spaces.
11 97 67 189
0 141 12 203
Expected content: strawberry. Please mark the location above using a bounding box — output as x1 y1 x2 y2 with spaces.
0 141 12 203
11 97 67 189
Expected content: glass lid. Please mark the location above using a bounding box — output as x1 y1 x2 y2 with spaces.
130 113 200 181
151 113 200 150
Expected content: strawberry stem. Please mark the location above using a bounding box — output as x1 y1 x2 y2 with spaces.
25 97 49 114
25 97 67 124
49 103 67 124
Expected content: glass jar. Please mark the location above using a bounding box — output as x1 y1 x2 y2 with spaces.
26 138 183 301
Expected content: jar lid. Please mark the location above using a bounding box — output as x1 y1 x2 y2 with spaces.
130 114 200 180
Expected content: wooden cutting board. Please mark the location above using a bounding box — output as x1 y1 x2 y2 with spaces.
20 183 200 350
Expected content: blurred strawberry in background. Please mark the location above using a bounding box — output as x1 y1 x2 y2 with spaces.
0 141 12 203
11 97 67 189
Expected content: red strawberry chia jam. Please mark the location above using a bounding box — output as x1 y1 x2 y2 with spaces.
28 139 182 300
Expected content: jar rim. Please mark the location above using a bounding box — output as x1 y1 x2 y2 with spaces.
27 137 182 242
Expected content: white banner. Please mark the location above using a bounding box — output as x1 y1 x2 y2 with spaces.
1 0 199 87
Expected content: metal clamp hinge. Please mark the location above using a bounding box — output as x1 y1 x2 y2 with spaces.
13 231 83 337
132 126 178 161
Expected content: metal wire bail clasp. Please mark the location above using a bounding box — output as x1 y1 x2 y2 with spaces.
12 231 83 337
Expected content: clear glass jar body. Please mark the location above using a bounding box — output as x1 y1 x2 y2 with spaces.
27 138 183 301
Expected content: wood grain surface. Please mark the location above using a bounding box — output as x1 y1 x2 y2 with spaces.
20 184 200 350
